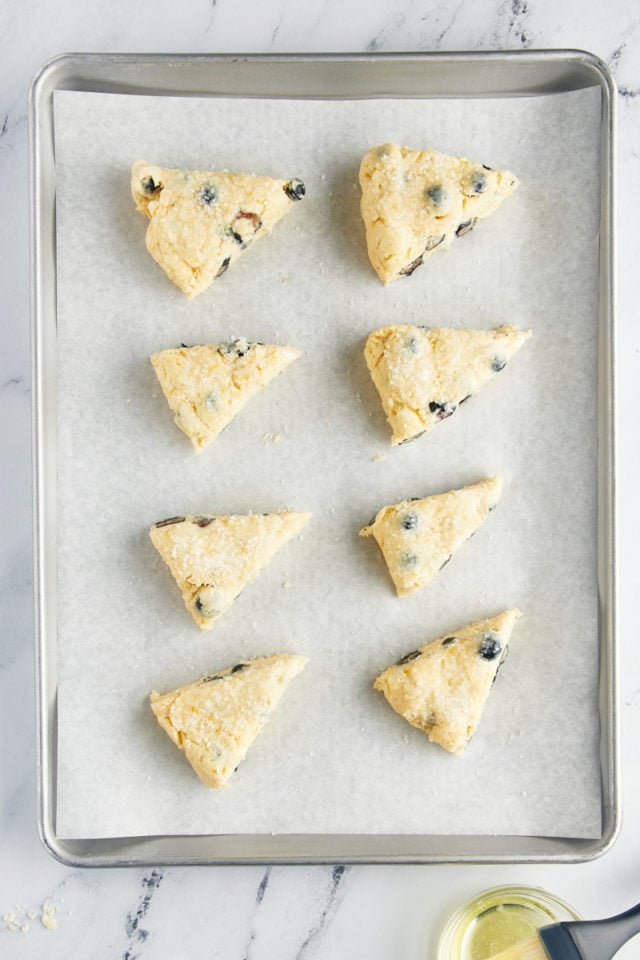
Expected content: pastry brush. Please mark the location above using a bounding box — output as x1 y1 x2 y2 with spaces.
487 901 640 960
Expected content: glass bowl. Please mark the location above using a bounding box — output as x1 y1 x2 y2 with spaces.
437 884 581 960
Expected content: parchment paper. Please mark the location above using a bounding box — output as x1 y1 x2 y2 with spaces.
53 85 603 840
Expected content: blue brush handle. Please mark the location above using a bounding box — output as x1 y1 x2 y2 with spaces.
541 901 640 960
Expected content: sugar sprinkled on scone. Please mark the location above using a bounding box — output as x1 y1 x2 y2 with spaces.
359 144 518 284
374 610 521 755
150 338 300 453
149 512 311 629
150 654 308 787
131 161 305 298
360 476 502 597
364 323 531 445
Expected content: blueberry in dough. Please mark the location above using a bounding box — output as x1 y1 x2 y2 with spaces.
396 650 422 665
429 400 457 421
199 185 217 206
426 184 447 207
478 632 502 660
469 170 487 194
401 511 418 530
402 552 419 568
284 179 305 201
456 218 477 237
142 176 160 194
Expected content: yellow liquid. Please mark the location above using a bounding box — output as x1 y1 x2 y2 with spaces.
438 885 580 960
460 903 553 960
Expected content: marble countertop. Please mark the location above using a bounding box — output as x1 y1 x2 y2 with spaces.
2 1 640 957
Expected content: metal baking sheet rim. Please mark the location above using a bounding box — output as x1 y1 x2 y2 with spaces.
29 50 618 867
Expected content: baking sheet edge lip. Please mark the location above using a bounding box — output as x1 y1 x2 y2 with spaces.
30 847 613 869
600 55 619 868
29 52 50 869
37 814 74 869
28 47 618 89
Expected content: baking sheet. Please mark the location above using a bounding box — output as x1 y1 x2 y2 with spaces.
53 85 602 840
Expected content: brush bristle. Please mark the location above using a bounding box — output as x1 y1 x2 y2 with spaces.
486 933 549 960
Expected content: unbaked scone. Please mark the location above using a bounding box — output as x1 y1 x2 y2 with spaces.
150 512 311 629
151 338 300 453
374 610 521 755
365 323 531 445
131 161 305 298
360 476 502 597
150 654 308 788
359 144 518 284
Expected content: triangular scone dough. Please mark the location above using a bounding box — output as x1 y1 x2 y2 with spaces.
360 476 502 598
365 323 531 445
374 610 521 755
150 654 308 788
131 161 305 298
359 144 518 284
151 338 300 453
150 512 311 629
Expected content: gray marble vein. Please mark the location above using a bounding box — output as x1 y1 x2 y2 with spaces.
203 0 220 34
507 0 532 47
434 0 468 48
0 375 29 394
256 870 270 905
485 0 534 48
366 13 407 52
242 868 272 959
0 106 26 159
122 870 164 960
607 40 640 97
270 11 286 47
293 866 350 960
366 30 384 53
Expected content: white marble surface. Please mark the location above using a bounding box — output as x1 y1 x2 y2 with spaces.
2 1 640 957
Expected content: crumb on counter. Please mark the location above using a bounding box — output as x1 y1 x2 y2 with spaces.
2 901 60 934
41 902 58 931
